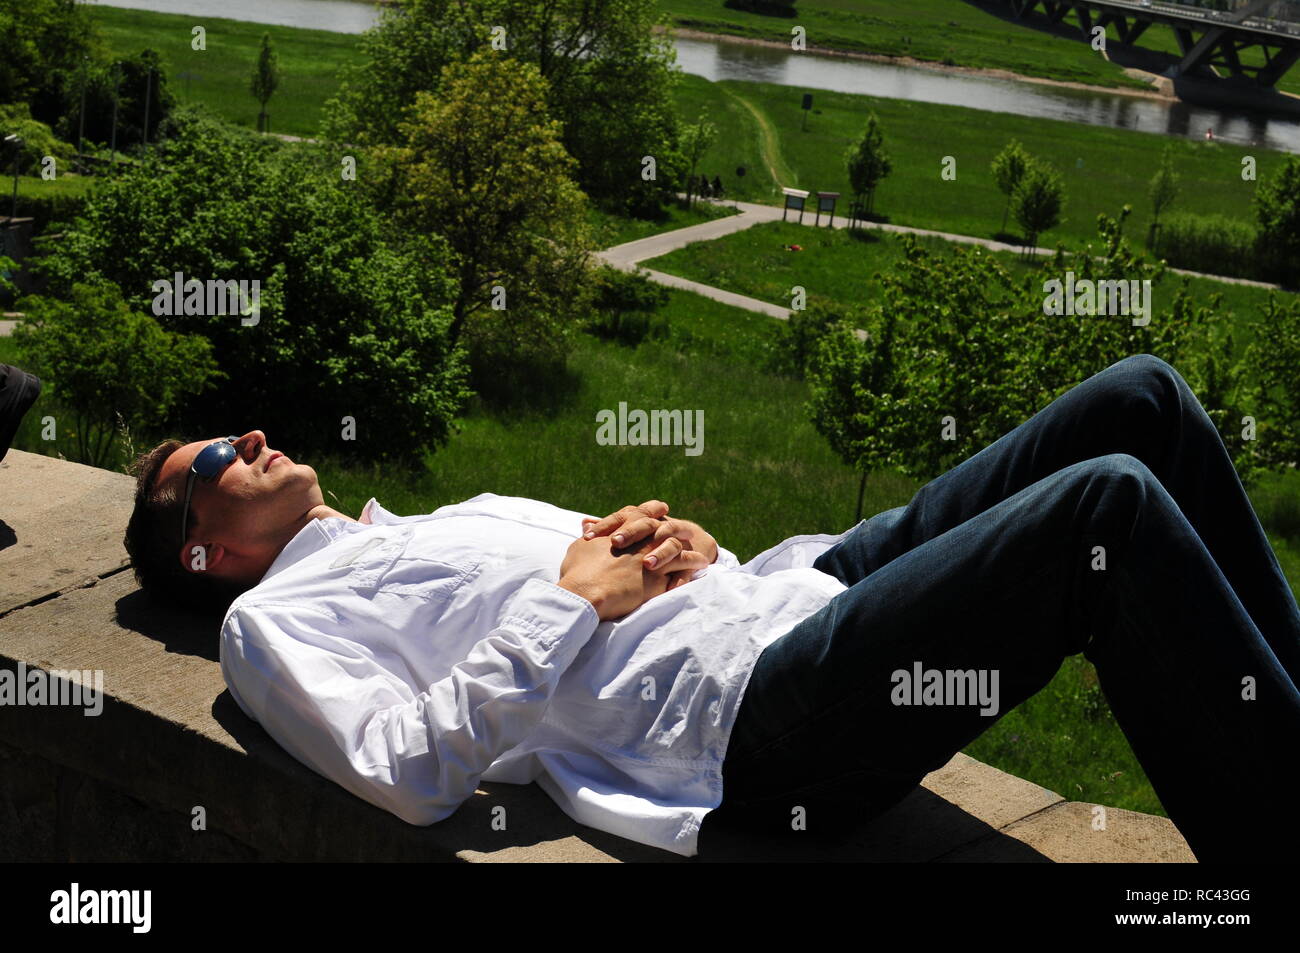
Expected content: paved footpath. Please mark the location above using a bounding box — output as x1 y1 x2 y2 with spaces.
595 196 1283 322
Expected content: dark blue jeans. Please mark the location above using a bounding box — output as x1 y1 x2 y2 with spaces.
716 354 1300 862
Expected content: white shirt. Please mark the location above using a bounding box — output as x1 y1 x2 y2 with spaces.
219 493 854 857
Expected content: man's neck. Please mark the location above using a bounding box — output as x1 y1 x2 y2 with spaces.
305 502 357 524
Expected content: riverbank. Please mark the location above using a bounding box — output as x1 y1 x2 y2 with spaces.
665 25 1174 103
655 0 1300 101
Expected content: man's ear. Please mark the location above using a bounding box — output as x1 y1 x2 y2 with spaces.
178 541 228 575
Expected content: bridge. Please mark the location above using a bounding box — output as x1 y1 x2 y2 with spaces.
1004 0 1300 86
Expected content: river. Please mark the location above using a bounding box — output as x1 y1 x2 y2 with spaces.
86 0 1300 151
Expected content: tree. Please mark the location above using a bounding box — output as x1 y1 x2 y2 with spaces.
1011 160 1064 256
394 50 593 381
1242 292 1300 480
12 282 220 467
53 49 177 153
1147 144 1180 252
990 138 1030 236
845 112 892 218
250 33 281 134
33 108 470 461
1255 154 1300 285
800 303 900 522
680 112 718 209
0 0 101 128
805 214 1237 519
321 0 682 215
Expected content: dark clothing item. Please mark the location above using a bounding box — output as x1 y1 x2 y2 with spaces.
0 363 40 462
716 354 1300 863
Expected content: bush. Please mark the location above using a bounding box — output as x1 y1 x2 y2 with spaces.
773 300 844 379
0 103 77 176
590 264 669 313
33 107 471 463
1255 154 1300 286
586 309 669 346
12 282 220 467
1157 213 1257 280
49 50 177 154
586 265 670 346
723 0 798 16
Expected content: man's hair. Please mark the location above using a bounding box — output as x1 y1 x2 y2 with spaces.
123 439 247 615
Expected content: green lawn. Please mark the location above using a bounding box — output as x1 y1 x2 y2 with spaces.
673 74 1282 253
86 5 361 138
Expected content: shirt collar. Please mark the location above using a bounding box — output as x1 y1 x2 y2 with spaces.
260 513 358 581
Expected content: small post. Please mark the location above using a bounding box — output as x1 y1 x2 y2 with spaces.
142 66 153 152
109 63 121 165
77 56 87 156
5 134 21 224
783 187 809 225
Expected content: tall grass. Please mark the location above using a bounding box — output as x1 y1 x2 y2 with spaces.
1157 213 1259 282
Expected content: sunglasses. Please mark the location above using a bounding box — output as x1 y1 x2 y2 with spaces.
180 436 240 546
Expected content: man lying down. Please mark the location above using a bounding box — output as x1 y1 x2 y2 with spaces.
121 356 1300 862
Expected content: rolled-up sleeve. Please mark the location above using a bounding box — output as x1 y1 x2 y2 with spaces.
221 577 600 825
712 543 742 571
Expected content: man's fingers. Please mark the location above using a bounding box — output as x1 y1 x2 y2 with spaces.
662 550 710 575
645 543 710 574
582 501 669 540
610 515 666 548
582 508 632 540
651 519 691 544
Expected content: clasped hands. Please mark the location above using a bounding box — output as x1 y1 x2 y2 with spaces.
556 500 719 621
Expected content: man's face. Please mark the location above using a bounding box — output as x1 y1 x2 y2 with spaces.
156 431 325 583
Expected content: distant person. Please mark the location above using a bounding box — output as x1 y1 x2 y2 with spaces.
1206 127 1215 141
121 355 1299 862
712 175 724 197
0 363 40 463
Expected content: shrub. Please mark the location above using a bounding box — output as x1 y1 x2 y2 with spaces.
1255 154 1300 286
12 282 220 467
773 300 845 379
1157 213 1257 280
0 102 76 175
586 265 669 346
33 107 471 463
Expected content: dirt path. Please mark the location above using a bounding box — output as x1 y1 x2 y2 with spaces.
721 86 794 189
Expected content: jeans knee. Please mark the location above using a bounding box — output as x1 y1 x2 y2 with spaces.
1082 452 1158 503
1114 353 1186 401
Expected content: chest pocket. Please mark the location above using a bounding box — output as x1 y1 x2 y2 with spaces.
342 525 480 605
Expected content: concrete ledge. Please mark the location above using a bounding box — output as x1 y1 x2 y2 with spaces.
0 450 1195 861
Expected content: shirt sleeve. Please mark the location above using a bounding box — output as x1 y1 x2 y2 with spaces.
712 542 742 571
221 577 600 826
